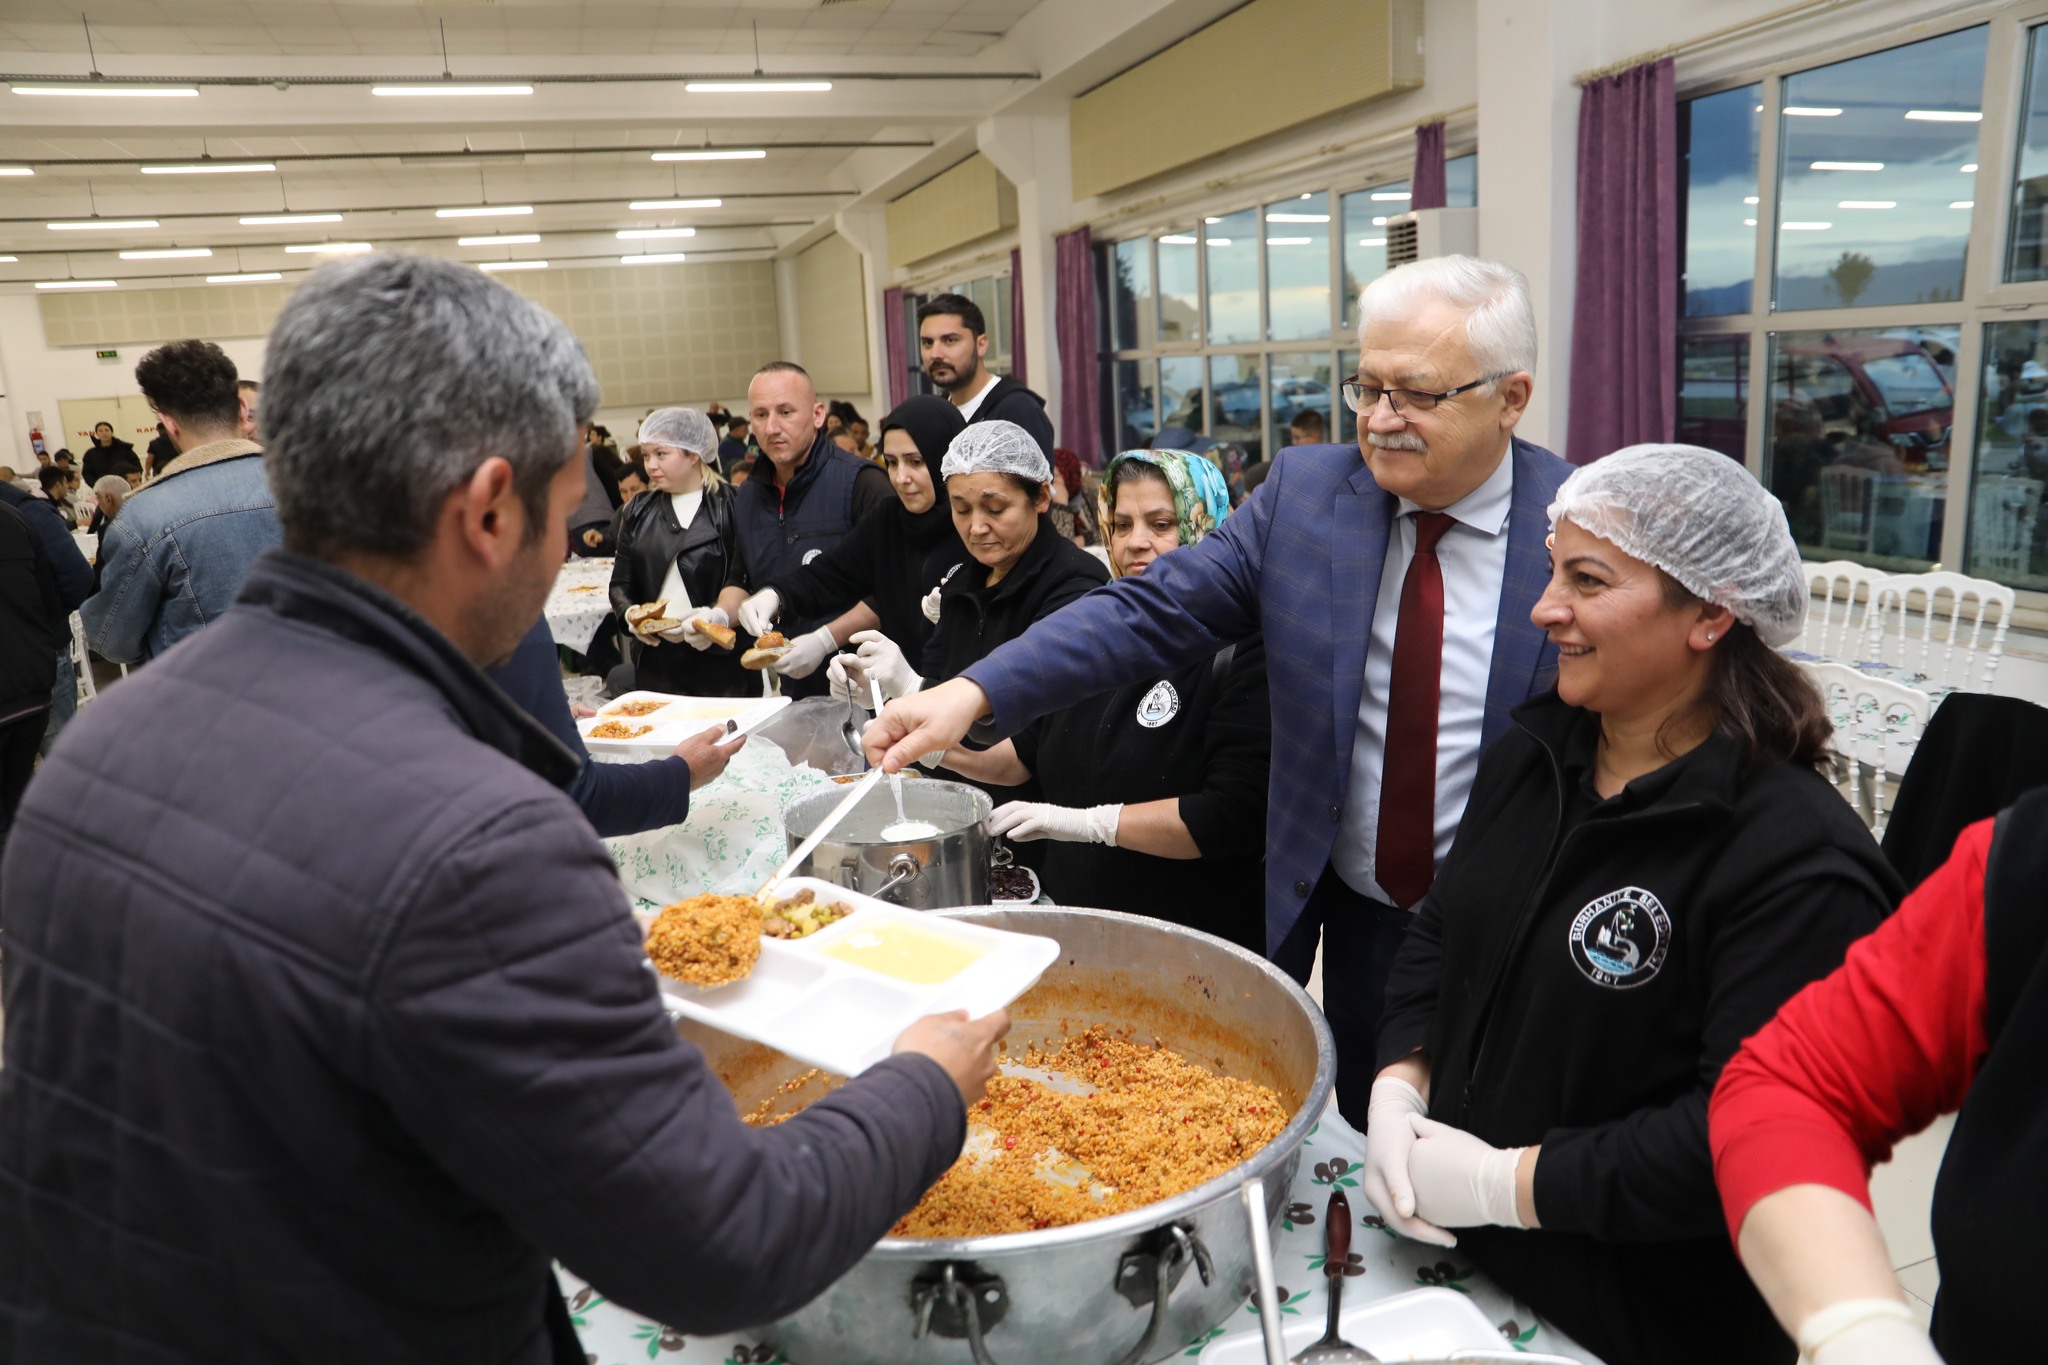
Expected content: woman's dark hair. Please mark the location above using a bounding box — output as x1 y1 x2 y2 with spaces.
1104 456 1170 514
1660 574 1832 772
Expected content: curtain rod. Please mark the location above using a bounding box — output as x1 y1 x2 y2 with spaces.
1573 0 1862 85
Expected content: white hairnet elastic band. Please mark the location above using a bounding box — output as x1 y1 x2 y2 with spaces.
638 406 718 457
940 419 1050 484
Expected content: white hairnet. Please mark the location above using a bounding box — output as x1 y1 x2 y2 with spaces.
940 419 1050 484
1547 443 1807 648
638 406 718 457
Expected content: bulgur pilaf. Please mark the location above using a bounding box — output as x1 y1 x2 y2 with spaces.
646 894 763 986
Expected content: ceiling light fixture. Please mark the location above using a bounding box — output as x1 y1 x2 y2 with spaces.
459 233 540 246
208 271 282 283
623 252 688 265
1810 161 1884 171
1370 191 1411 201
435 204 533 218
0 167 32 176
479 259 547 271
1158 235 1197 245
0 255 15 262
651 149 766 161
283 242 373 253
371 84 533 97
1205 238 1234 247
1265 237 1312 246
1782 105 1843 116
1781 221 1833 230
1266 213 1329 223
239 213 341 225
12 85 196 97
629 198 723 210
1744 196 1760 205
1952 200 1976 209
36 278 117 288
1356 237 1386 247
1836 200 1896 209
616 227 696 240
1905 109 1982 121
1743 218 1758 226
120 247 213 259
141 162 276 175
684 81 830 94
1962 163 1979 173
47 219 158 230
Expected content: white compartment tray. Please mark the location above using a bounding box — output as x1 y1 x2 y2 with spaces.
578 691 788 751
1197 1287 1548 1364
656 877 1060 1076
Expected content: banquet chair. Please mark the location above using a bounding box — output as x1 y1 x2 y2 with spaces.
1801 560 1888 661
1819 464 1878 553
1802 660 1933 837
1969 474 2043 580
68 612 97 707
1866 570 2015 695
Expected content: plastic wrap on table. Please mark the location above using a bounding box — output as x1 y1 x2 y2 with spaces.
745 695 870 777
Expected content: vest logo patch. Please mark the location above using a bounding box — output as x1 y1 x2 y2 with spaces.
1135 680 1180 728
802 548 824 565
1568 886 1671 990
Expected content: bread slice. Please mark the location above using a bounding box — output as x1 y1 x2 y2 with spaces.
740 630 788 670
689 618 737 650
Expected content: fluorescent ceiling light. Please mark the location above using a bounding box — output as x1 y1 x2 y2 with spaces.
629 198 722 210
284 242 372 254
1811 160 1883 171
1159 235 1197 245
459 233 540 246
47 219 158 230
0 255 15 262
479 259 547 271
435 205 532 218
683 81 830 94
1743 218 1758 226
1205 238 1234 247
623 252 688 264
12 84 196 97
120 247 213 259
651 149 765 162
1265 237 1312 246
1204 217 1222 224
1837 200 1896 209
1356 237 1386 247
1783 105 1843 116
208 272 282 283
141 162 275 175
1962 163 1979 173
0 167 31 176
616 227 696 240
240 213 342 226
1370 191 1411 201
1952 200 1976 209
1905 109 1982 121
1371 216 1388 226
1781 221 1832 230
1266 212 1329 223
36 279 117 289
1744 196 1760 205
371 84 532 97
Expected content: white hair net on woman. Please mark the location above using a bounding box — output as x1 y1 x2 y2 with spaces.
940 419 1051 485
637 406 718 457
1547 443 1807 648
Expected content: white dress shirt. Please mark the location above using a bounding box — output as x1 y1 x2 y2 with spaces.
1330 446 1516 903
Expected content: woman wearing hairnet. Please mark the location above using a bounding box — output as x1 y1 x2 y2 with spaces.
607 407 752 697
1358 445 1904 1365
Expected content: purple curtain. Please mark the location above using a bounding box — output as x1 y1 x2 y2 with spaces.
1411 121 1447 210
1008 247 1027 386
882 285 908 408
1566 57 1678 466
1053 226 1101 462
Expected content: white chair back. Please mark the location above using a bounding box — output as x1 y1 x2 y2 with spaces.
1819 464 1877 553
1970 475 2042 579
1802 660 1932 837
1801 559 1888 661
1866 570 2015 694
68 611 97 706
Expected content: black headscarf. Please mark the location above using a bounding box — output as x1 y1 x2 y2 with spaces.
879 395 966 548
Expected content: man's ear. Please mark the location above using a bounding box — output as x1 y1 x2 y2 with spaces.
448 456 522 569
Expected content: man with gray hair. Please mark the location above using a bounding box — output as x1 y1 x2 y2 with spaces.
867 254 1572 1123
0 253 1006 1363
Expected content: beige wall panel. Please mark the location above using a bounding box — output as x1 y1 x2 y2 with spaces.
39 281 295 349
793 234 871 397
1070 0 1425 200
885 154 1020 269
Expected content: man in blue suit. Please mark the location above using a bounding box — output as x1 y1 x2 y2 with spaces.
868 256 1572 1120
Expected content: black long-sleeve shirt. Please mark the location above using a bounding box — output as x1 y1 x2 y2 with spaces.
765 498 960 666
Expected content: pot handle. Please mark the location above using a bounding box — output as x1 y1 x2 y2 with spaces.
872 852 923 903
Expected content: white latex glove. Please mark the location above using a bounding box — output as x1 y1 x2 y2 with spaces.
921 584 944 623
826 651 865 706
1801 1303 1943 1365
1360 1077 1457 1247
737 588 780 638
774 624 838 679
989 801 1122 846
847 629 922 700
661 605 729 650
1405 1115 1525 1231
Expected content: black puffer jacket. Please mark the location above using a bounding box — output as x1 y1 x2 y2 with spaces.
609 483 750 697
0 550 969 1363
1378 692 1902 1365
0 500 60 725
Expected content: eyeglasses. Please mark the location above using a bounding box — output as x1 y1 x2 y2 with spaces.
1340 372 1510 415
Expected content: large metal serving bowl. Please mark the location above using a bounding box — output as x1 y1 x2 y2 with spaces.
677 906 1335 1365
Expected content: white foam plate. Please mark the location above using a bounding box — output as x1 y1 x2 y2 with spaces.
1197 1287 1519 1364
578 691 788 751
656 876 1061 1076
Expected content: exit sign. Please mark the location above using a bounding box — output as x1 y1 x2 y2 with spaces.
94 349 118 360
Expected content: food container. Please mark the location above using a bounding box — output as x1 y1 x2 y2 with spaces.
1196 1286 1576 1363
677 906 1336 1365
783 778 992 909
578 691 789 752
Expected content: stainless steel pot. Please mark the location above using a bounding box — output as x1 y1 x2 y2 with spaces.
679 906 1336 1365
783 778 992 909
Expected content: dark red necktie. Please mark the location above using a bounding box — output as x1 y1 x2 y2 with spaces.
1377 511 1455 910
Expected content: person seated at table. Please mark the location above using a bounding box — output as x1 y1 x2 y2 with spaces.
608 407 751 698
1709 797 2048 1365
736 395 965 678
36 466 78 529
943 449 1268 949
86 474 128 537
1359 444 1904 1365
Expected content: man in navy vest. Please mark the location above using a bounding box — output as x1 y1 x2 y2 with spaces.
731 361 893 698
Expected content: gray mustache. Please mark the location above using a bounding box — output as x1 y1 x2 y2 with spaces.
1367 432 1427 453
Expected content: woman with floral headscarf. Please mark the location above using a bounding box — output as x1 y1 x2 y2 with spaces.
943 449 1270 948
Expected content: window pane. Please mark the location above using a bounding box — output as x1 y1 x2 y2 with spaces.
1160 354 1205 435
1677 334 1750 460
1110 237 1155 350
1341 181 1409 332
1210 354 1265 464
1204 208 1258 345
1773 27 1987 311
1682 85 1761 318
1340 349 1360 446
1269 352 1334 451
1968 321 2048 587
1157 227 1200 343
1265 194 1332 342
1765 326 1956 569
2008 25 2048 282
1445 154 1477 208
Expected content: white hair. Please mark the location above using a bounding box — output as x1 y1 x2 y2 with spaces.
1355 254 1538 380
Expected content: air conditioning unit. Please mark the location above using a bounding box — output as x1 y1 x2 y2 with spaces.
1385 207 1479 267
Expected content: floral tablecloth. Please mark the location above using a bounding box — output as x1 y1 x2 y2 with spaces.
547 556 616 654
559 1104 1599 1365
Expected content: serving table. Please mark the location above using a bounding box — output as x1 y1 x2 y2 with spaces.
546 555 616 653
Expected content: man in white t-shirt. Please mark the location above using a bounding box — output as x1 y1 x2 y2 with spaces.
917 293 1056 456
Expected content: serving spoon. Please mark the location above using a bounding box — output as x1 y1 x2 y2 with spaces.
1291 1190 1376 1363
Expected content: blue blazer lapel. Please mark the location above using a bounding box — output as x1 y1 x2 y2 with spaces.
1332 464 1394 792
1483 439 1565 745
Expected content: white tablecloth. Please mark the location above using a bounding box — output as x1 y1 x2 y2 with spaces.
558 1103 1598 1364
545 557 615 653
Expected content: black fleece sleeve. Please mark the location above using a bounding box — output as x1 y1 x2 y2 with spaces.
1176 637 1271 859
1375 891 1447 1071
850 463 894 523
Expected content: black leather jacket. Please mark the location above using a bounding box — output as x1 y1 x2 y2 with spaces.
608 483 750 696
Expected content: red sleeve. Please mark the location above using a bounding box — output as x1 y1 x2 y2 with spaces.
1709 818 1992 1247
